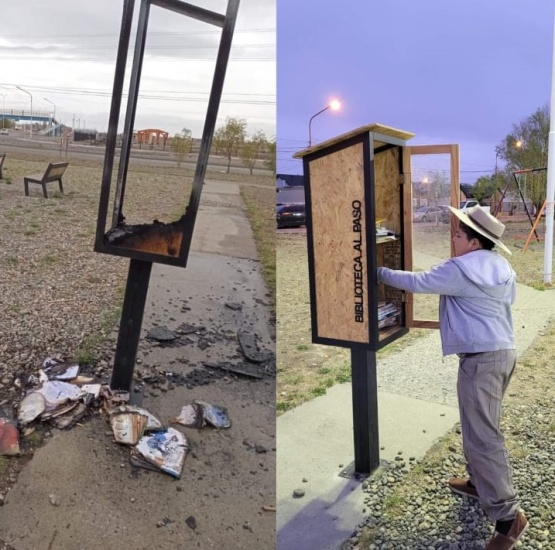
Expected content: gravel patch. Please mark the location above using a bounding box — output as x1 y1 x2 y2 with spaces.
340 348 555 549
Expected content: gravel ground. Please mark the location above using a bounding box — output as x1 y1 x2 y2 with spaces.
0 158 129 393
340 328 555 550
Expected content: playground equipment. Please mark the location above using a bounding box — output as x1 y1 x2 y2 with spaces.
135 128 169 148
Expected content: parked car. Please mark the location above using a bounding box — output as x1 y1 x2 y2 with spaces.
0 128 9 135
459 199 490 213
413 205 448 223
277 203 306 228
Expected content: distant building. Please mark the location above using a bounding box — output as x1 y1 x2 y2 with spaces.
276 173 305 187
73 129 97 142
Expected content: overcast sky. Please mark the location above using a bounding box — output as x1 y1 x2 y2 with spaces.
0 0 275 138
278 0 555 184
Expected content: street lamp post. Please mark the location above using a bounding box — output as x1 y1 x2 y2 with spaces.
43 97 56 129
0 94 5 129
16 86 33 139
308 99 341 146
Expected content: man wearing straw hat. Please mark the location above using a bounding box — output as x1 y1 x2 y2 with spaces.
377 205 527 550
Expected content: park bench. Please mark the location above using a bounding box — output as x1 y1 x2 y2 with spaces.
24 162 69 198
0 153 5 180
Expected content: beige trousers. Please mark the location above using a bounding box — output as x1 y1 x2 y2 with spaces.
457 349 519 522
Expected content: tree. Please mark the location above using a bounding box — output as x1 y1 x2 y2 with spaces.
240 130 267 175
264 139 276 174
472 174 501 203
170 127 193 168
213 117 247 173
496 105 549 211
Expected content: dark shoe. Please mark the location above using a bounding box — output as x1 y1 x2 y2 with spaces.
448 477 479 499
486 511 528 549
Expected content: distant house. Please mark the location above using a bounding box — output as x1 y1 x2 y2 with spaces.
492 190 534 215
276 173 305 187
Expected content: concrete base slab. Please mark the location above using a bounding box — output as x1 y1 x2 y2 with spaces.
277 385 459 550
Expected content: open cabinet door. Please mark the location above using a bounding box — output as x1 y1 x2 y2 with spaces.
403 144 460 329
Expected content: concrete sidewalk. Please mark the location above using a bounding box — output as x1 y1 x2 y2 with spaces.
277 255 555 550
0 180 276 550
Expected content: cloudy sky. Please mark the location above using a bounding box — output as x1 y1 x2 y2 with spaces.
278 0 555 184
0 0 275 139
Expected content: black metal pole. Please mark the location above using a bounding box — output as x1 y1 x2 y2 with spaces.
110 259 152 391
351 347 380 474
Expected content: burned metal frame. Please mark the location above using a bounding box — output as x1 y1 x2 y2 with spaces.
95 0 240 268
95 0 240 392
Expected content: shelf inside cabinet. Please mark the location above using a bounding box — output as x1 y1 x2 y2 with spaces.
378 325 401 341
376 235 397 244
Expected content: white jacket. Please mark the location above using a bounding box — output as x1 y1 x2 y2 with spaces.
377 249 516 355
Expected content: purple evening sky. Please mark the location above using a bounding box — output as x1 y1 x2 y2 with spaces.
277 0 554 184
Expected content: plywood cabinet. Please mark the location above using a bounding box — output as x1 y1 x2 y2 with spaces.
294 123 414 350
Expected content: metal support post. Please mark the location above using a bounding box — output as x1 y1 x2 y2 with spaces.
110 258 152 391
350 347 380 475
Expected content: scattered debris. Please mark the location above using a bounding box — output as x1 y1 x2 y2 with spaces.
177 323 205 335
0 418 20 455
121 405 163 432
44 359 80 381
109 404 164 445
132 428 188 478
49 494 61 506
110 411 148 445
203 361 263 380
172 401 231 430
146 326 177 342
35 381 85 409
8 348 255 480
225 302 243 311
199 402 231 429
185 515 197 530
18 392 46 425
237 330 272 363
292 489 306 499
156 517 174 528
262 505 276 512
171 404 203 429
71 376 96 386
50 403 88 430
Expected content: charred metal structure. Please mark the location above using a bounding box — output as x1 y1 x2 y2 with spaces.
95 0 240 391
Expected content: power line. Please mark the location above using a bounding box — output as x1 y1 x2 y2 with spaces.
0 83 275 106
0 55 273 62
0 28 275 39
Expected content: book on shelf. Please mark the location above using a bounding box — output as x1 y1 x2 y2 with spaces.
375 223 397 244
378 301 400 329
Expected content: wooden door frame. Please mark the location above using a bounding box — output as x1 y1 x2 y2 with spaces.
404 144 460 329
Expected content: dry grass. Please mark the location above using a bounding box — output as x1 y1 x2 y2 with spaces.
240 184 276 309
0 150 273 370
277 219 555 413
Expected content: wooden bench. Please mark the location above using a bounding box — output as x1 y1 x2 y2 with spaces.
0 153 5 180
24 162 69 198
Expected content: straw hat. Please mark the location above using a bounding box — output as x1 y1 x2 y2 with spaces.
448 205 511 255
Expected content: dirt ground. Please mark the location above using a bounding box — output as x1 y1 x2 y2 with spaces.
277 219 555 412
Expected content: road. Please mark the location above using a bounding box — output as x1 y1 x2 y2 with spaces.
0 134 273 177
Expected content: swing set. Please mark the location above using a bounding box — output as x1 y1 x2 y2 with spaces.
493 167 547 253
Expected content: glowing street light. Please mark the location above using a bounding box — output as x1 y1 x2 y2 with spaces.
308 98 341 146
